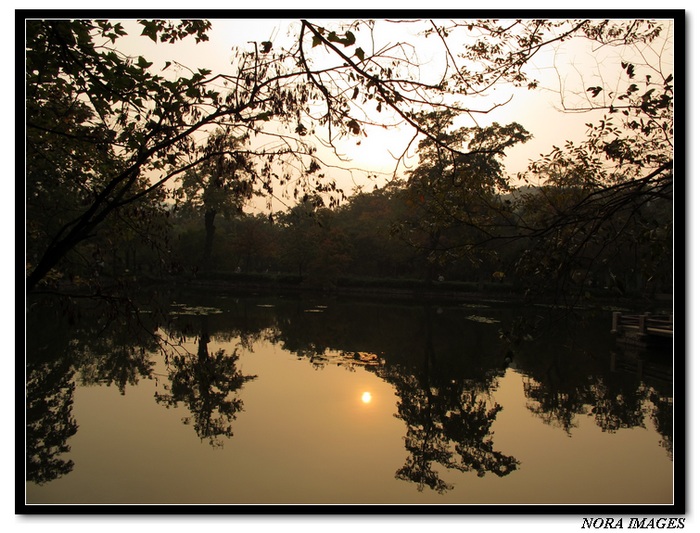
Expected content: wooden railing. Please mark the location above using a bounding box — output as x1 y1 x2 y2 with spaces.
611 312 673 338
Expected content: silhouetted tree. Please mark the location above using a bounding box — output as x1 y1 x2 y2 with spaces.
175 130 256 269
154 315 256 447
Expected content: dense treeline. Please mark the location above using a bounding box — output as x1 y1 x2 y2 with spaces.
100 174 672 301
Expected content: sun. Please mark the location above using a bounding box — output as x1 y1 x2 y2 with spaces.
361 391 372 404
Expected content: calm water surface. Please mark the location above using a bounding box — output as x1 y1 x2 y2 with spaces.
25 289 674 505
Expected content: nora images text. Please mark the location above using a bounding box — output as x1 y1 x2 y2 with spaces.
582 518 685 529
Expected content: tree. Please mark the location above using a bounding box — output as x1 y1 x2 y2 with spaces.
227 213 280 273
24 18 326 292
275 196 325 278
397 110 531 281
26 20 214 291
334 187 415 279
505 22 674 298
175 130 256 268
25 16 674 293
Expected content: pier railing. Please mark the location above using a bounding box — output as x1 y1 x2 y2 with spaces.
611 312 673 338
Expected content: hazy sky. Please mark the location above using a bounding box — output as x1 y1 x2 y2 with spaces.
112 16 673 209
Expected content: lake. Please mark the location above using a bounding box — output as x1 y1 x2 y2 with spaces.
24 288 675 507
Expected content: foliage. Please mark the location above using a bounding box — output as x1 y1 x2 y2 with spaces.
26 20 215 291
24 16 675 301
511 46 674 299
25 18 323 292
396 110 531 280
174 129 257 267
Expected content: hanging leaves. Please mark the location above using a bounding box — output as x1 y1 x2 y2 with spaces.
621 61 635 78
327 30 356 47
311 27 357 48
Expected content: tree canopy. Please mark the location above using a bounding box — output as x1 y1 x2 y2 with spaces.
24 14 676 296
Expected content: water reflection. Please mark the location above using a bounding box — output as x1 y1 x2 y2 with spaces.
26 356 77 484
26 294 161 484
518 338 673 461
370 306 518 493
25 289 674 502
154 315 256 447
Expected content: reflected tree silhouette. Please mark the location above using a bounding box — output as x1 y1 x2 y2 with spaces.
26 293 162 484
444 390 519 478
26 357 78 485
648 390 673 459
387 367 519 492
155 315 256 447
519 336 672 446
391 371 456 494
587 375 646 433
73 333 158 394
378 306 518 492
522 374 587 435
25 290 673 490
